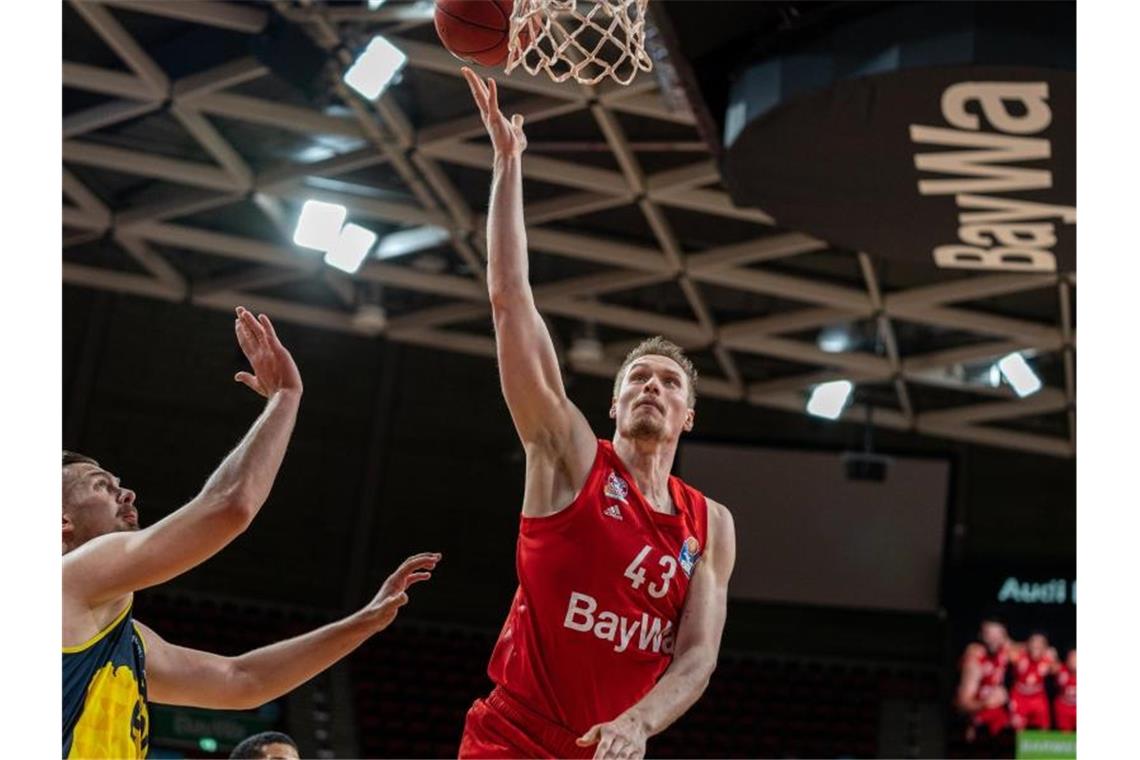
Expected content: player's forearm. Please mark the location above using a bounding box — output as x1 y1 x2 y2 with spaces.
198 390 300 518
624 645 718 737
228 609 377 708
487 152 531 306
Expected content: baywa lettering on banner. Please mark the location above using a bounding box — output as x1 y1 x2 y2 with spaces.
910 82 1075 272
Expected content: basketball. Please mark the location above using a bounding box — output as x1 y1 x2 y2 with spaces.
434 0 517 67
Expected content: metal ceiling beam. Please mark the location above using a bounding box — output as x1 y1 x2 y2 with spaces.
70 1 170 96
64 140 243 192
686 233 827 271
172 57 269 101
63 98 163 139
191 92 367 138
99 1 269 33
63 169 111 227
887 302 1065 348
650 186 775 225
421 140 628 195
115 190 245 227
692 266 872 311
646 160 720 193
527 227 669 272
417 98 583 146
526 192 634 225
720 308 864 339
858 252 914 427
722 333 891 375
63 262 182 301
63 62 157 100
918 388 1069 427
113 234 188 293
169 104 254 188
885 272 1060 307
916 420 1073 458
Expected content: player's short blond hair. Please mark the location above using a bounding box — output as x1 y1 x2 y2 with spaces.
613 336 698 408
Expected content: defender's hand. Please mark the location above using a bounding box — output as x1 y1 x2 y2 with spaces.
462 67 527 157
233 306 302 398
576 713 648 760
362 552 442 632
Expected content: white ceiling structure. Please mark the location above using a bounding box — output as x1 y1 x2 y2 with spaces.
62 0 1075 457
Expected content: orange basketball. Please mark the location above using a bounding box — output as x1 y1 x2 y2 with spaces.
434 0 520 68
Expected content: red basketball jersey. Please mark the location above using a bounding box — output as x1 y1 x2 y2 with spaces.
1056 665 1076 704
485 439 710 735
966 645 1008 699
1012 650 1052 696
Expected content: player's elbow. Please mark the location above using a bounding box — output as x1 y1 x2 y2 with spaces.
489 285 533 315
215 488 260 533
223 661 269 710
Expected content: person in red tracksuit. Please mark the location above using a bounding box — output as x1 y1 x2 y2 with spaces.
1053 649 1077 732
957 619 1012 741
457 67 738 760
1009 632 1057 730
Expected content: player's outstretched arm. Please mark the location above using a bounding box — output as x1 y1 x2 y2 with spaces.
137 553 440 710
577 502 737 760
461 68 594 487
63 307 303 607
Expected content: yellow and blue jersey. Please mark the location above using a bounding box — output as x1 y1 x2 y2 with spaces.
62 603 149 758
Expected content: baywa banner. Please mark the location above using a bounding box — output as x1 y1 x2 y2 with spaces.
723 66 1075 273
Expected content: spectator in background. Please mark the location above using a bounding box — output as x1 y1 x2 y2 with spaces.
229 731 299 759
1009 632 1057 730
957 618 1012 741
1053 649 1077 732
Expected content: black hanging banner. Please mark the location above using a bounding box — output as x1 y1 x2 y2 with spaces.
721 3 1075 273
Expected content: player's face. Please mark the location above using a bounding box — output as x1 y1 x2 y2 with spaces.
611 355 694 443
257 743 300 760
979 621 1007 652
62 463 139 551
1028 634 1048 659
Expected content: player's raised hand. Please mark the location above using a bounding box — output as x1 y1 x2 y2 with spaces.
233 306 303 398
362 552 442 632
576 713 648 760
462 67 527 157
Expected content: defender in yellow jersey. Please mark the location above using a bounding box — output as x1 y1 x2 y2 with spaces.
63 307 440 758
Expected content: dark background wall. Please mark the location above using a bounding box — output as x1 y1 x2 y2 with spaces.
63 287 1075 664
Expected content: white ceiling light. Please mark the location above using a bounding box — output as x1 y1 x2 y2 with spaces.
817 324 853 353
997 352 1043 398
377 225 451 259
344 35 407 100
293 200 347 251
806 380 854 420
367 0 388 9
324 223 378 274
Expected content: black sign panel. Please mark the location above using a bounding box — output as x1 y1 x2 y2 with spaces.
723 66 1075 273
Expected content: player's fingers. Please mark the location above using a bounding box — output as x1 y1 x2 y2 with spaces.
234 372 267 397
461 67 489 110
512 113 524 129
487 77 500 113
576 725 601 747
398 552 443 573
405 571 433 587
594 735 614 760
239 306 267 343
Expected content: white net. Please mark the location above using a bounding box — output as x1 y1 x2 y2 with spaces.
506 0 653 86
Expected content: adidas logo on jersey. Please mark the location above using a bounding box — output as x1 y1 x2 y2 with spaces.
603 504 623 520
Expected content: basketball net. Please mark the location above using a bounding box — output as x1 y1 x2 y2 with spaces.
506 0 653 86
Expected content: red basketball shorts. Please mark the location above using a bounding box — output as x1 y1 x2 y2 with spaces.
459 687 593 760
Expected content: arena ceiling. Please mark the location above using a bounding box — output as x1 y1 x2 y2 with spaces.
62 0 1075 458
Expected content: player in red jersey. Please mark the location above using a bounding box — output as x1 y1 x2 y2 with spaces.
458 67 737 760
957 618 1012 741
1009 632 1057 730
1053 649 1076 732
